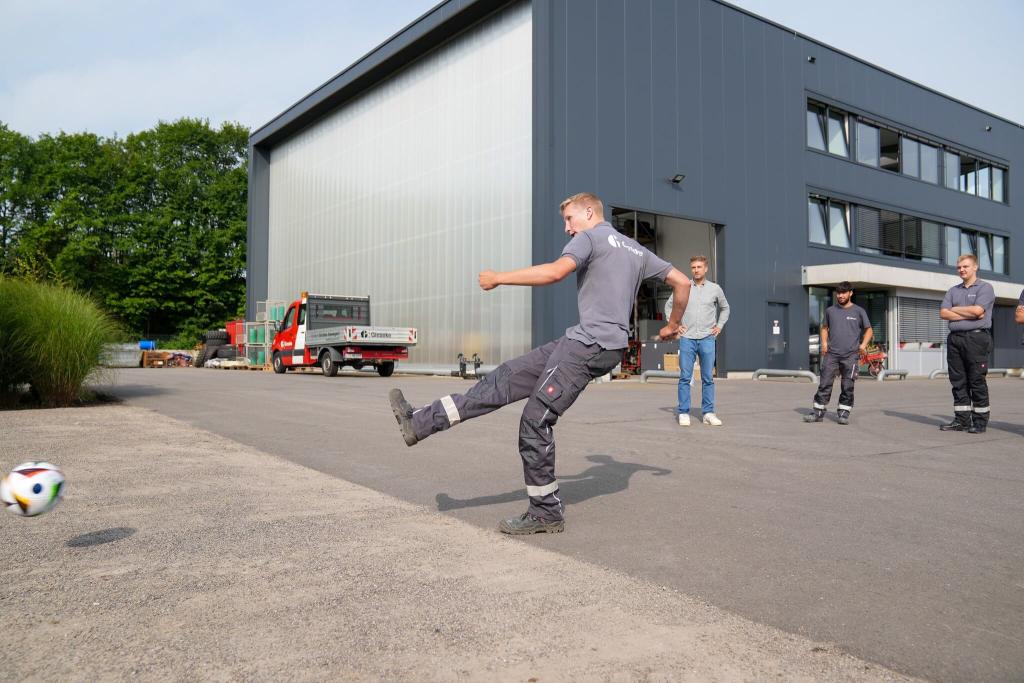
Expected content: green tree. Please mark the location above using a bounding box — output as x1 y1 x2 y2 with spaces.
0 124 34 273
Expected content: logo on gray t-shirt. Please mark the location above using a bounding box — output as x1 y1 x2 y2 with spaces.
560 222 674 350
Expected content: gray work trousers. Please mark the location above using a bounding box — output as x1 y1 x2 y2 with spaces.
812 351 858 413
411 336 623 521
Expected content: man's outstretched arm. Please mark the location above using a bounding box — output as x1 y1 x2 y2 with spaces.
659 268 691 339
478 256 577 290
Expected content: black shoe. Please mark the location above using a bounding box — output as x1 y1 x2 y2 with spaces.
802 410 823 423
837 410 850 426
939 421 970 432
498 512 564 535
388 388 418 447
968 424 987 434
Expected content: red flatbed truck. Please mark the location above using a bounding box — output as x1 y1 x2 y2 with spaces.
270 292 418 377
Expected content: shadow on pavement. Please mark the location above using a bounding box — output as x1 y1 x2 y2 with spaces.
436 454 671 511
67 527 136 548
102 384 171 399
884 410 1024 436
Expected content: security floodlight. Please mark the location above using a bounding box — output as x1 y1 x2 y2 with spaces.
807 55 816 63
670 174 685 185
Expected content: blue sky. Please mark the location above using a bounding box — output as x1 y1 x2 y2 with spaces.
1 0 1021 138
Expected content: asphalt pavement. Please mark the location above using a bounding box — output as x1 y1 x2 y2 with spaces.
102 367 1024 681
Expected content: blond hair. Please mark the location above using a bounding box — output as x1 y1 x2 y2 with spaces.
689 255 708 265
559 192 605 218
957 254 978 266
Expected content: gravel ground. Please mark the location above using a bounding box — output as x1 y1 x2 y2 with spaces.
0 404 917 681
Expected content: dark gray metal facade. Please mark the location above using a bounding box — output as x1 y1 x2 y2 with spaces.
531 0 1023 372
248 0 1024 370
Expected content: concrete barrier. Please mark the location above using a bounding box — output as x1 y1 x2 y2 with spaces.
752 368 818 383
877 369 909 381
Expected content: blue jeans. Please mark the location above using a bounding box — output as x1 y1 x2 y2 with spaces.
678 336 716 415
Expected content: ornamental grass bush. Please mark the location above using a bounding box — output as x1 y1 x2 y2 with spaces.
0 277 119 408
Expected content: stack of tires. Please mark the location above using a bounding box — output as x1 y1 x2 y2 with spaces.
192 330 239 367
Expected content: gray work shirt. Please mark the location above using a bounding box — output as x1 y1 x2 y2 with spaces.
561 222 674 350
663 281 730 339
822 303 871 356
941 279 995 331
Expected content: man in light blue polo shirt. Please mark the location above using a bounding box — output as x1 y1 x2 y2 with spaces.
664 255 730 426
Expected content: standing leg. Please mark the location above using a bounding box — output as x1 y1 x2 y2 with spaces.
696 336 717 419
505 338 621 531
836 353 857 425
677 338 697 421
966 331 992 432
805 353 837 422
941 333 972 430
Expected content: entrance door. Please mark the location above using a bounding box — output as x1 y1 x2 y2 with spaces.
767 302 788 368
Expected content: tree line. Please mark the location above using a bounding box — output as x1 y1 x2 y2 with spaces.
0 118 248 345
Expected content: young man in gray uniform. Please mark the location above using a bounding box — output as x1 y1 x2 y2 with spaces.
803 281 872 425
939 254 996 433
389 192 691 535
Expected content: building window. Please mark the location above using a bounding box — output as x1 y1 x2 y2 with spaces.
828 109 849 157
808 196 849 247
856 121 878 166
807 100 849 158
944 150 959 189
978 164 992 200
992 167 1005 203
993 235 1006 274
920 143 939 184
960 156 978 195
810 98 1009 203
819 193 1006 273
901 137 919 178
879 129 900 172
807 102 826 151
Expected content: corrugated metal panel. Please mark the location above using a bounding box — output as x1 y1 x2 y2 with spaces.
898 297 948 343
267 1 532 365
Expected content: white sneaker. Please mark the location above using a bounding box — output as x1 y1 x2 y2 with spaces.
677 414 691 427
702 413 723 426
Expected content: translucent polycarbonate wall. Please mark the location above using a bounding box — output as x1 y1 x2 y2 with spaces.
267 1 531 366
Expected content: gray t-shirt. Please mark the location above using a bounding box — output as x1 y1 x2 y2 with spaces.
822 303 871 356
941 279 995 331
560 222 674 350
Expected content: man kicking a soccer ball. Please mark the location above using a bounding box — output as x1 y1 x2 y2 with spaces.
389 192 691 535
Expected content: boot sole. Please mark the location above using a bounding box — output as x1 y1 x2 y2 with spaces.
499 520 565 535
388 389 419 447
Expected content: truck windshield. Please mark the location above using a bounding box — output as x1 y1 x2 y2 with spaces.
309 299 370 327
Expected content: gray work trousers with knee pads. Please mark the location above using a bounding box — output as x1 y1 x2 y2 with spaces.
411 336 623 521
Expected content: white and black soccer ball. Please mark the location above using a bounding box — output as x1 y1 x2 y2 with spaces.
1 462 65 517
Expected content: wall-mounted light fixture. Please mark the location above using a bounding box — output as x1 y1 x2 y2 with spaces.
985 125 992 132
807 55 816 64
670 173 686 185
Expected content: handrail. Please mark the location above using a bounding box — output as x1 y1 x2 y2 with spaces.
752 368 818 383
640 370 680 383
930 367 1012 379
877 369 908 381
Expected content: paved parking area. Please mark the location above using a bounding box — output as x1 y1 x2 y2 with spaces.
103 369 1024 681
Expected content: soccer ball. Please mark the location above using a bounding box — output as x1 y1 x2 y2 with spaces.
1 462 65 517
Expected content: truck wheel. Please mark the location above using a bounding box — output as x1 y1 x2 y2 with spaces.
320 352 339 377
377 361 395 377
205 330 229 342
272 352 286 374
193 347 208 367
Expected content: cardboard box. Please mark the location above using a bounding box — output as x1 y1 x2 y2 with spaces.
664 353 679 372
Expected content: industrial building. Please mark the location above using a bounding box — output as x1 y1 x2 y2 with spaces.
247 0 1024 374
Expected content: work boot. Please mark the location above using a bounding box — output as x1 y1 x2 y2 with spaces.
968 423 987 434
837 409 850 426
498 512 564 535
388 388 419 447
939 418 971 432
802 408 824 423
